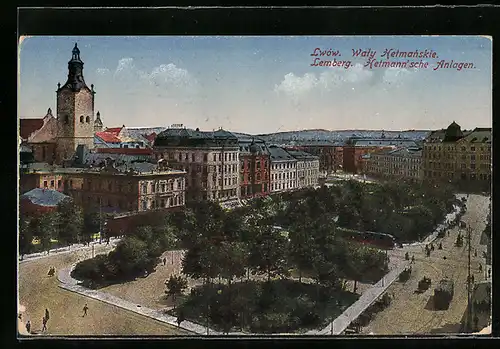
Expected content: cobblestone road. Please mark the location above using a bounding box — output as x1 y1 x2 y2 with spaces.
362 194 490 335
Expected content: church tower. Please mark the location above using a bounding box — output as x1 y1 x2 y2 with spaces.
55 43 96 164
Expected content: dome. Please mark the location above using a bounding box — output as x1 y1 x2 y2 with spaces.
443 121 463 142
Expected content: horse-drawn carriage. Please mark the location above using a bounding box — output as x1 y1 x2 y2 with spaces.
434 278 454 310
399 266 412 282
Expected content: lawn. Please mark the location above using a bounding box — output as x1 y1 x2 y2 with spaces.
168 279 359 334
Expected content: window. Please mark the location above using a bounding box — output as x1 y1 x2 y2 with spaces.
80 115 84 123
86 116 90 123
57 180 61 188
161 183 166 192
142 184 148 194
471 163 476 170
204 153 208 162
50 180 54 187
471 155 476 161
64 115 69 124
142 201 148 210
471 146 475 151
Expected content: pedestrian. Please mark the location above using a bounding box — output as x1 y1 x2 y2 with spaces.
45 308 50 322
163 257 166 266
82 303 88 317
411 255 415 264
42 316 47 332
448 231 450 236
25 320 31 334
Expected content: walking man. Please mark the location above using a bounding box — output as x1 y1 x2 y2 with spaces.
25 320 31 334
82 304 88 317
163 257 166 266
45 308 50 322
42 316 47 332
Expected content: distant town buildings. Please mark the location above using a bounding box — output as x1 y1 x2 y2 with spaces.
153 126 240 202
422 122 491 185
364 146 422 179
342 134 418 174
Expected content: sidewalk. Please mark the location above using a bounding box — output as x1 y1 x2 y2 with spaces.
305 260 410 335
19 238 122 264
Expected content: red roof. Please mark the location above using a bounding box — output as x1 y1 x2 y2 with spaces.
104 127 123 136
20 118 44 139
95 132 122 143
144 132 157 143
96 148 153 155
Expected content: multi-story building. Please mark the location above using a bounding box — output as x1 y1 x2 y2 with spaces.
153 126 240 202
237 136 271 199
285 149 320 188
422 122 491 185
343 135 418 174
20 161 186 214
364 146 422 179
269 145 297 193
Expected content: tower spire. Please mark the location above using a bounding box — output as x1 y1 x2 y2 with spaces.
64 43 86 91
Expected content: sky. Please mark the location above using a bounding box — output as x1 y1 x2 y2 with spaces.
18 36 492 134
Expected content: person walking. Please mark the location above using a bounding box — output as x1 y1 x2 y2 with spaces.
411 255 415 264
25 320 31 334
163 257 166 266
45 308 50 322
42 316 47 332
82 304 88 317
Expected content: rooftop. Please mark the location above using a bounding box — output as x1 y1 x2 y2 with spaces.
20 188 70 207
19 118 44 140
285 149 319 160
268 145 297 162
154 127 239 147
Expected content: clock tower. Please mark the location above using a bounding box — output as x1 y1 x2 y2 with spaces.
55 43 96 164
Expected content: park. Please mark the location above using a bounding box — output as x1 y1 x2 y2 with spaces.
43 178 464 334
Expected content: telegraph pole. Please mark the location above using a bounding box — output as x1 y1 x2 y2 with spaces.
99 197 103 244
466 226 473 332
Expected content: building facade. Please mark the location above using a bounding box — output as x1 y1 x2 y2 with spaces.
269 145 297 193
286 150 320 188
55 44 100 164
364 147 422 179
21 162 186 214
422 122 491 186
238 137 271 199
153 127 240 202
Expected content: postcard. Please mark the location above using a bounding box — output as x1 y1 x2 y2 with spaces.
18 35 492 338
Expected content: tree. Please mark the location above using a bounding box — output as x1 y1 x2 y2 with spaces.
108 236 152 276
216 241 247 286
19 217 34 258
38 211 60 253
248 225 290 283
56 198 83 246
165 274 188 306
83 209 101 244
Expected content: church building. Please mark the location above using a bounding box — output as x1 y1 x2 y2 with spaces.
19 43 104 165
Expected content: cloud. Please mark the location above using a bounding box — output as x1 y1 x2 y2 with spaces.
382 67 415 86
274 72 318 96
111 57 197 95
275 63 374 97
96 68 110 75
145 63 197 90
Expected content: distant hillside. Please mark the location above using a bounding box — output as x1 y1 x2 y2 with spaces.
253 129 431 144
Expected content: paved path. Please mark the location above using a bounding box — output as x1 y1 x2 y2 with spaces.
19 242 189 336
305 260 410 335
19 237 122 264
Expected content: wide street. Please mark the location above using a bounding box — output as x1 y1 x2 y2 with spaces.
18 243 190 336
361 194 490 335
